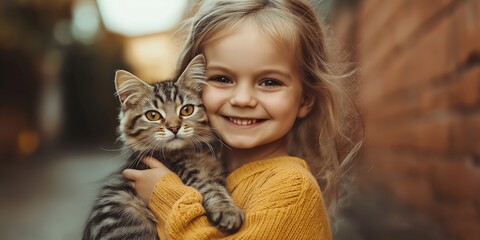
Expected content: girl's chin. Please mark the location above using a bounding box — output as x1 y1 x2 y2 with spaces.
225 143 255 149
222 138 258 149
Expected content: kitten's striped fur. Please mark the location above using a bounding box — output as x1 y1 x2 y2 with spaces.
82 55 244 240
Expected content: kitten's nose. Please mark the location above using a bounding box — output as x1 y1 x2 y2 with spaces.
168 126 179 134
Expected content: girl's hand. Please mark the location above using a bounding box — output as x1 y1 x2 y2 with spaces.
122 157 172 203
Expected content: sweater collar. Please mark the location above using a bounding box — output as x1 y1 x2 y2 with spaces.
226 156 307 191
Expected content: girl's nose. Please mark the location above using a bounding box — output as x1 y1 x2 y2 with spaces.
229 85 257 107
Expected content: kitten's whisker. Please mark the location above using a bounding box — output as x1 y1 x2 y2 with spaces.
199 137 217 158
140 138 159 168
98 146 123 152
128 138 156 169
114 136 123 145
191 136 204 150
158 141 168 162
188 137 199 151
147 141 161 164
130 151 142 169
207 128 229 149
121 150 134 163
190 135 216 159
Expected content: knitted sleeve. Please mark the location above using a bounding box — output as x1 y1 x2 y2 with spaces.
148 168 331 240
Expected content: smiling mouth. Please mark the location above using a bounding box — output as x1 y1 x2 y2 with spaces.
227 117 264 126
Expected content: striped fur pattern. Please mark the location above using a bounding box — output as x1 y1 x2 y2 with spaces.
82 55 244 240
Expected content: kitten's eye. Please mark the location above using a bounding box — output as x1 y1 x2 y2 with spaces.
180 104 194 116
145 110 162 121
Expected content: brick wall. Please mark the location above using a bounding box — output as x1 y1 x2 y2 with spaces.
333 0 480 239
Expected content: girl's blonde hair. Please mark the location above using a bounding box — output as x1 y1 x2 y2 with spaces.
176 0 363 211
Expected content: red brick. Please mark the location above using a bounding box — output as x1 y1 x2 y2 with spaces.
361 65 477 122
332 9 355 49
451 0 480 65
449 111 480 155
358 149 436 211
367 116 451 152
437 202 480 240
346 1 480 238
373 66 479 129
354 149 396 190
448 67 480 109
358 0 402 51
386 16 454 96
358 149 393 177
419 66 480 112
391 175 434 211
358 0 383 23
431 158 476 202
412 118 451 152
357 70 389 108
358 0 455 80
419 85 450 111
357 148 430 176
474 168 480 201
360 89 422 122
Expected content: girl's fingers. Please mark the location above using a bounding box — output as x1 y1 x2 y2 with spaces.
142 157 164 168
122 169 140 180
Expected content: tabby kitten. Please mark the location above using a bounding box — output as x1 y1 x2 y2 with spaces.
82 55 244 240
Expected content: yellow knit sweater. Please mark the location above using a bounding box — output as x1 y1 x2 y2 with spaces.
149 156 332 240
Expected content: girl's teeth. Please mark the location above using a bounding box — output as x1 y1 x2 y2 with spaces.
228 117 257 125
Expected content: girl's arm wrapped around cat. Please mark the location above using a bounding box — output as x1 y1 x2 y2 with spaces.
148 161 332 240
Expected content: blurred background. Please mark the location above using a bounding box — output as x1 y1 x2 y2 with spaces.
0 0 478 239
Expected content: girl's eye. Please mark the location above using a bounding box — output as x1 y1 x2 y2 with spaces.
259 79 283 87
209 75 232 84
145 110 162 121
180 104 194 116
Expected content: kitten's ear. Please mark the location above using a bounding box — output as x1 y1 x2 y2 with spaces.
177 54 206 93
114 70 152 108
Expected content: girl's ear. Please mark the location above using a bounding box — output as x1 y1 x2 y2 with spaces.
297 94 315 118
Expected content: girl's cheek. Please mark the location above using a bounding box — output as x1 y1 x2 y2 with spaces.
202 85 222 110
201 85 214 103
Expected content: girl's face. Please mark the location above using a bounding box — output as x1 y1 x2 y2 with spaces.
202 22 311 151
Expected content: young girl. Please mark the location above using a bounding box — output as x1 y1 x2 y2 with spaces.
123 0 362 239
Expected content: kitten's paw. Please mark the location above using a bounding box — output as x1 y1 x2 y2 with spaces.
207 205 244 233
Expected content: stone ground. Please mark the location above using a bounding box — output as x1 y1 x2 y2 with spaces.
0 149 120 240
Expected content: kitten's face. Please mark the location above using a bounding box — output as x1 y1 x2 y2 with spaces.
115 55 212 152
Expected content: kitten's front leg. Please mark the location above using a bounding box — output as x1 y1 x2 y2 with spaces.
199 181 244 233
180 160 244 233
